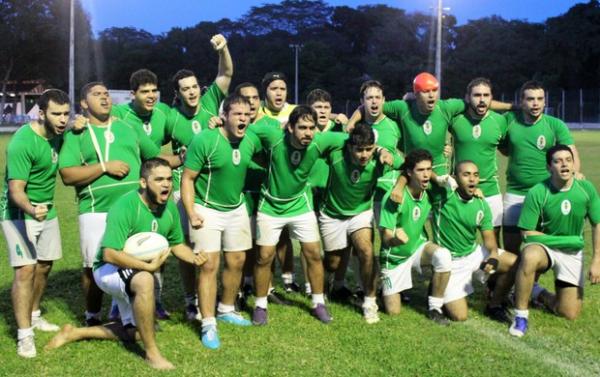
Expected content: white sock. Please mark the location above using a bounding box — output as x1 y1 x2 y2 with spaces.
217 303 235 314
17 327 34 340
311 293 325 307
201 317 216 328
282 272 294 285
428 296 444 312
31 310 41 319
255 296 268 309
514 309 529 319
363 296 377 308
305 282 312 295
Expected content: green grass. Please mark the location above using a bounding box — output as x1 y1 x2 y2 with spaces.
1 132 600 376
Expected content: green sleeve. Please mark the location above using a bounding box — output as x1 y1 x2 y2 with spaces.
583 180 600 225
552 118 574 145
184 134 207 172
6 138 33 181
383 100 406 121
165 107 176 140
297 132 346 178
200 82 226 116
379 195 400 230
135 125 161 159
166 201 184 246
524 234 584 251
100 203 132 251
517 187 543 231
504 111 517 124
480 200 494 232
440 99 466 118
58 131 82 169
390 149 404 169
110 104 123 119
247 122 280 149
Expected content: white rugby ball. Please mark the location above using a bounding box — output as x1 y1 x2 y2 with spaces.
123 232 169 261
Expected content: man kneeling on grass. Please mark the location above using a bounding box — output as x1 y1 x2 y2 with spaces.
509 145 600 337
46 158 207 370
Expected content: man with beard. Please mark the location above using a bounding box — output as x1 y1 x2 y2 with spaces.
46 158 207 370
0 90 70 357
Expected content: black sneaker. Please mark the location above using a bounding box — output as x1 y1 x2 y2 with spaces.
484 305 512 324
401 292 411 303
427 309 450 326
267 291 291 306
85 317 102 327
284 282 301 294
242 283 253 297
329 286 354 303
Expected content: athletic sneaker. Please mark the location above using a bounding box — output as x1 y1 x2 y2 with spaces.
267 291 291 306
32 316 59 332
185 304 202 322
108 303 120 322
17 335 36 358
155 302 171 320
312 304 332 324
509 316 528 337
362 303 380 324
329 286 354 303
427 309 450 326
484 305 512 324
85 317 102 327
217 311 251 326
201 325 220 350
284 282 301 294
252 307 268 326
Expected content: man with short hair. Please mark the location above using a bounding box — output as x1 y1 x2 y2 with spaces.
502 80 582 255
166 34 233 322
509 145 599 337
46 158 207 370
378 149 453 324
258 72 296 127
181 94 261 349
0 89 70 357
432 160 517 322
59 82 180 326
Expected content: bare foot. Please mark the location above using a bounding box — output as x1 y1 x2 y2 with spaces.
45 324 74 351
146 354 175 370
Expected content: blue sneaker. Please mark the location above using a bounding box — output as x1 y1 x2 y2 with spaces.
509 316 528 337
217 311 252 326
201 325 220 350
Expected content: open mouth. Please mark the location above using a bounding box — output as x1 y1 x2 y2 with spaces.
238 124 247 130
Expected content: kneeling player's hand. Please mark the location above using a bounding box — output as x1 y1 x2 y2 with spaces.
146 249 170 272
589 260 600 284
32 204 48 222
105 161 130 177
190 212 204 229
193 251 208 267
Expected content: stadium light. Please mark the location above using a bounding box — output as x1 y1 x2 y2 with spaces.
69 0 75 111
289 44 302 105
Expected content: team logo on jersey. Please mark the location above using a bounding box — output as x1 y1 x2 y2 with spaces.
232 149 241 165
290 150 302 166
412 206 421 221
476 210 484 225
561 199 571 215
373 129 379 143
472 124 482 139
423 120 433 135
350 169 361 183
536 135 546 150
143 122 152 136
151 220 158 232
104 130 114 144
51 149 58 163
192 120 201 134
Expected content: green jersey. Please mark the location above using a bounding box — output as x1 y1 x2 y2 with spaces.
184 128 262 211
378 187 431 268
503 112 574 195
433 188 493 257
167 82 226 192
371 116 403 202
518 179 600 253
303 132 389 218
112 102 171 148
58 120 160 214
0 124 62 220
249 123 313 217
383 99 465 175
308 120 344 190
450 111 507 197
93 190 184 271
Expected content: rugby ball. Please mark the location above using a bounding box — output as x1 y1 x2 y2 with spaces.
123 232 169 261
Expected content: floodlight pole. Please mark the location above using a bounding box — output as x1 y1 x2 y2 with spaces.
435 0 442 96
289 44 302 105
69 0 75 110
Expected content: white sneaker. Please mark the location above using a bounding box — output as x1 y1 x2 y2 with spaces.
363 303 380 324
32 316 60 332
17 335 36 358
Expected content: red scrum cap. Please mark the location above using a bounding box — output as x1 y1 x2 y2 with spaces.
413 72 439 93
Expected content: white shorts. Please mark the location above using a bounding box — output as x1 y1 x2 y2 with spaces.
189 203 252 252
256 211 320 246
485 194 503 228
93 263 136 326
530 244 584 287
319 210 373 252
443 245 505 303
2 218 62 267
172 190 189 236
503 193 525 227
79 213 108 268
380 242 427 296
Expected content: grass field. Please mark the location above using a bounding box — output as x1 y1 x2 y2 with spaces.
1 131 600 376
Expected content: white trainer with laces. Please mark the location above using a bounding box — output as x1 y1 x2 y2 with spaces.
17 335 36 358
32 316 60 332
363 303 380 324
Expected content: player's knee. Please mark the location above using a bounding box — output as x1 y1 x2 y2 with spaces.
256 250 276 266
324 255 340 272
557 305 580 320
446 309 468 322
14 265 35 281
131 271 154 295
302 247 322 264
356 246 373 261
226 253 246 270
385 303 401 315
200 256 219 274
519 247 543 272
432 247 452 273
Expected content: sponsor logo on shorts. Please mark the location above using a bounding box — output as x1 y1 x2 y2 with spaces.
412 206 421 221
381 275 392 290
472 124 482 139
476 210 484 225
104 130 114 144
192 120 201 134
423 120 433 135
350 169 361 183
143 122 152 136
290 150 302 165
51 149 58 163
15 244 23 257
536 135 546 150
561 199 571 215
151 220 158 232
232 149 241 165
